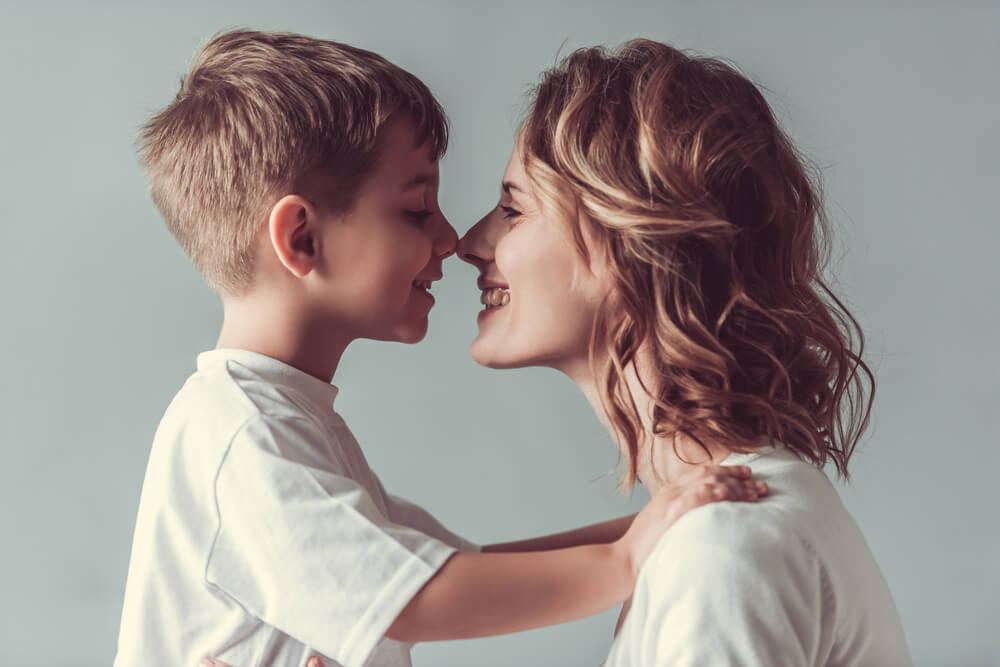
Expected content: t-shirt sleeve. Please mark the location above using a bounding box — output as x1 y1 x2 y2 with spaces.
608 505 828 667
370 475 479 553
204 415 457 667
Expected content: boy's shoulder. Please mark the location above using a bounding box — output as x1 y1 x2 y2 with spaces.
173 348 336 422
154 350 341 466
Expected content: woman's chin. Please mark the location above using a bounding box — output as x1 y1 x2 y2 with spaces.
469 338 529 370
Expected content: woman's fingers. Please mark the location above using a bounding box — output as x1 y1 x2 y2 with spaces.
306 657 325 667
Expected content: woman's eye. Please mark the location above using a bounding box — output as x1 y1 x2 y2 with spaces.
404 209 434 224
501 205 522 221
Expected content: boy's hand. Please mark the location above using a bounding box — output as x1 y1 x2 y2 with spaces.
616 464 767 580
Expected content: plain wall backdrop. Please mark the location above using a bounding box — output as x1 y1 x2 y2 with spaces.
1 1 997 665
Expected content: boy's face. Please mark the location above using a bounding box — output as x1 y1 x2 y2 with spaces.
316 115 457 344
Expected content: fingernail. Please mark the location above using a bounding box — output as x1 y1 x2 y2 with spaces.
307 657 322 667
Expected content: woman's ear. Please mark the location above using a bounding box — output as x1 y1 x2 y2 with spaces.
267 195 320 278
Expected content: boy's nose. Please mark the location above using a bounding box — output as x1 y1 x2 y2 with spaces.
433 213 458 260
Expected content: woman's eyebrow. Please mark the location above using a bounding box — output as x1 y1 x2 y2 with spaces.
502 181 523 194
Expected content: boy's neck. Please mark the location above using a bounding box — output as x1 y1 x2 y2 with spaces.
216 290 352 384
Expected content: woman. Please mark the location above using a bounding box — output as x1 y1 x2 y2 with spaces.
205 39 911 665
457 39 911 665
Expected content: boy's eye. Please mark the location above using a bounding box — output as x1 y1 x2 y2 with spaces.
404 209 434 224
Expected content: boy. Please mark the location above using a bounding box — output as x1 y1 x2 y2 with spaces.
114 30 764 667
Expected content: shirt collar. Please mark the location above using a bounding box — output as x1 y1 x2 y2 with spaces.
196 348 339 413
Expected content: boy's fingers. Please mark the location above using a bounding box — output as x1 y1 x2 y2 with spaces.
699 464 752 479
691 479 766 505
722 479 768 501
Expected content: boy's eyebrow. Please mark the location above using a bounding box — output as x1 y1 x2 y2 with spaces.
402 172 438 190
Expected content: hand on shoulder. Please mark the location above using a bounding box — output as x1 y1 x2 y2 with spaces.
618 464 768 580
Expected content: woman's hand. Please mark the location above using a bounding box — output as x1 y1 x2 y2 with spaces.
196 657 324 667
617 464 767 580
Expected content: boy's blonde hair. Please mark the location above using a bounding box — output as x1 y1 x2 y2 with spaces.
140 29 449 294
520 40 874 488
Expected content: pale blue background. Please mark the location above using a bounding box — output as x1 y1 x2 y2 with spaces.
1 1 997 665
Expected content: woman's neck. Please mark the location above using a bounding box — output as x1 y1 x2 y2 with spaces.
567 350 733 496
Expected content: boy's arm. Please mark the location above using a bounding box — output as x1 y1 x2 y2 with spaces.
387 464 766 642
387 543 630 642
197 457 764 661
482 513 636 553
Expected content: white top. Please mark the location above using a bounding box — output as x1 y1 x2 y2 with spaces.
114 349 476 667
603 446 912 667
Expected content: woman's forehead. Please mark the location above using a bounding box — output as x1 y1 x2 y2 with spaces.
502 146 530 195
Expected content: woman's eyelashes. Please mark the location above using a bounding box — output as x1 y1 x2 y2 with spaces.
500 205 523 222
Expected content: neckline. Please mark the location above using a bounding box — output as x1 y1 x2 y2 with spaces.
196 348 339 413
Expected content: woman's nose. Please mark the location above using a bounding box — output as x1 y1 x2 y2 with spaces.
457 211 495 267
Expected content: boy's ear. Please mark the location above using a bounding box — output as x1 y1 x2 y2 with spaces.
267 195 320 278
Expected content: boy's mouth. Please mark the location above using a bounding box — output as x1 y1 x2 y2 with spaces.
413 280 433 291
480 287 510 309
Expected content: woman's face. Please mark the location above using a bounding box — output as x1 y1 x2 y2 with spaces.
457 145 612 376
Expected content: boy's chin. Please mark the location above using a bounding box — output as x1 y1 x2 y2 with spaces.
389 320 429 345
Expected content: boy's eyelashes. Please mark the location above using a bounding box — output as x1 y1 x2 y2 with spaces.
404 209 434 223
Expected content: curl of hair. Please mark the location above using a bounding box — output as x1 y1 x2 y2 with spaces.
520 40 873 487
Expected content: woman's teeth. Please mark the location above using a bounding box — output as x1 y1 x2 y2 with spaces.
480 287 510 308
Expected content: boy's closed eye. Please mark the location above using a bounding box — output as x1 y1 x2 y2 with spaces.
404 209 434 223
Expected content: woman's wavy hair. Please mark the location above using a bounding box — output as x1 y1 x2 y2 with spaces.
520 40 873 488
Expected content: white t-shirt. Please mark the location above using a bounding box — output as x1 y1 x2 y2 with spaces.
603 446 912 667
114 349 477 667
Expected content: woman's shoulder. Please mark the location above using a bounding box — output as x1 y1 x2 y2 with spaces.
641 448 845 581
